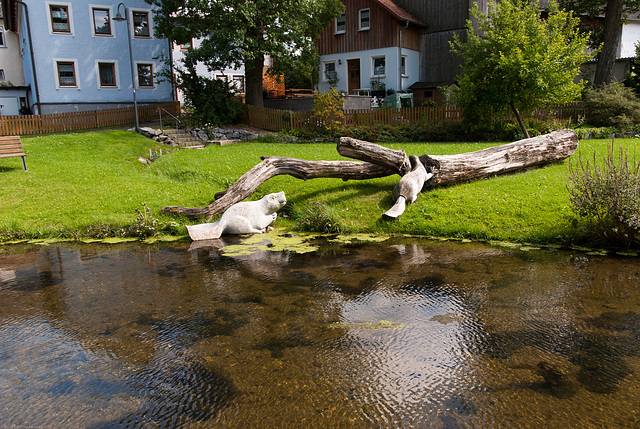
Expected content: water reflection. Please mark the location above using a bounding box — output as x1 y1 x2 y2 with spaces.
1 238 639 428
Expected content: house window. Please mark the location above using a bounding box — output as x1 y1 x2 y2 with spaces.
232 75 245 92
50 5 71 33
335 14 345 34
323 61 337 83
137 63 154 87
92 8 111 36
216 75 229 83
401 55 407 76
57 61 77 86
372 56 385 77
0 26 5 47
359 9 370 31
0 69 5 81
98 62 116 87
132 11 150 37
180 40 192 51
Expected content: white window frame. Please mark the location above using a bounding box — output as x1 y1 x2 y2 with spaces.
131 9 153 39
0 69 5 81
334 13 346 35
323 61 337 82
0 26 5 47
53 58 80 89
358 9 370 31
95 60 120 89
47 2 74 36
135 61 156 88
401 55 407 77
89 5 114 37
371 55 385 78
232 75 245 93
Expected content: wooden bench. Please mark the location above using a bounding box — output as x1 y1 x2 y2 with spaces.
0 136 27 171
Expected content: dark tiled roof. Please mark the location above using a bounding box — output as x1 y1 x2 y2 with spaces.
375 0 426 26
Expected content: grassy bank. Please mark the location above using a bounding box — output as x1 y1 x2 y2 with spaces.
0 130 634 245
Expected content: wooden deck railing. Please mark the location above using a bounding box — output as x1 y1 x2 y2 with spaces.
245 102 585 132
0 101 181 136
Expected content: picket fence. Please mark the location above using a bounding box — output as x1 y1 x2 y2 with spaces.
245 102 586 132
0 102 181 136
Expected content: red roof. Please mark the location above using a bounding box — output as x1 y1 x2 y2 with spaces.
375 0 425 26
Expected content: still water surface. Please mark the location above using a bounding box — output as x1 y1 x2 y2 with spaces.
1 235 639 428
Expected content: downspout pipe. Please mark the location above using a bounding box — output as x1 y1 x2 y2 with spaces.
398 19 409 93
15 0 40 114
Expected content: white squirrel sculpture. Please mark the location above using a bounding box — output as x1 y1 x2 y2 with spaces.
383 155 432 219
186 191 287 241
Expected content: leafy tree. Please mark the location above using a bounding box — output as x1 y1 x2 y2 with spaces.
174 57 245 126
283 45 321 90
624 41 640 95
450 0 592 138
559 0 640 87
147 0 342 107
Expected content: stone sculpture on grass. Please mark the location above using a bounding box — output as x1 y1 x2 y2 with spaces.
186 191 287 241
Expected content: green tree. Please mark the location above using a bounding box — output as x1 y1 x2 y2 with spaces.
175 57 245 126
283 45 321 90
450 0 592 138
624 42 640 95
560 0 640 87
147 0 342 107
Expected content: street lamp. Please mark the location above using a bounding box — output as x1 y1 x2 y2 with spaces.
113 2 140 132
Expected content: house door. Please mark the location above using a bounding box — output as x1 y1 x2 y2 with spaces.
347 59 360 95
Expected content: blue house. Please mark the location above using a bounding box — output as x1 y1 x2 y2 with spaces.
4 0 175 114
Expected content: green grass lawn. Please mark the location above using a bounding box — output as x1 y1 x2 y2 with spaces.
0 129 635 245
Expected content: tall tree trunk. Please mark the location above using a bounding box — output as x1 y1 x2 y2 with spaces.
244 54 265 107
594 0 624 87
510 102 530 139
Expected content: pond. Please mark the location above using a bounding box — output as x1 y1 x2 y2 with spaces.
1 233 639 428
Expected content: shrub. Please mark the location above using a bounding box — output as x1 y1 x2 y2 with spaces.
567 141 640 249
312 89 344 133
583 83 640 129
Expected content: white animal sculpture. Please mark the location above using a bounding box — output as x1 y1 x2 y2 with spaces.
186 191 287 241
383 155 432 219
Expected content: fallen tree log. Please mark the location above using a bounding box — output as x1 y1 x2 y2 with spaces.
161 129 578 219
338 129 579 188
420 128 578 187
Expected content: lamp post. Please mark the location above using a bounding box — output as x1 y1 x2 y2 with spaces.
113 2 139 132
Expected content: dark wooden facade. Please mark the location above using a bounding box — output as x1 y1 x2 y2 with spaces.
315 0 423 56
394 0 488 85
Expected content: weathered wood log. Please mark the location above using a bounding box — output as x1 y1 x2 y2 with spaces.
161 156 396 219
420 129 578 187
161 129 578 219
338 129 578 187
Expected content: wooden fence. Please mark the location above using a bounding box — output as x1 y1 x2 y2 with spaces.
245 102 586 132
0 101 181 136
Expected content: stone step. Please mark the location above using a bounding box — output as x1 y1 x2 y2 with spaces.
207 139 243 146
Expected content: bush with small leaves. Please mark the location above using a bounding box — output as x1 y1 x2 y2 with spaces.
567 141 640 249
584 83 640 129
312 89 344 134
